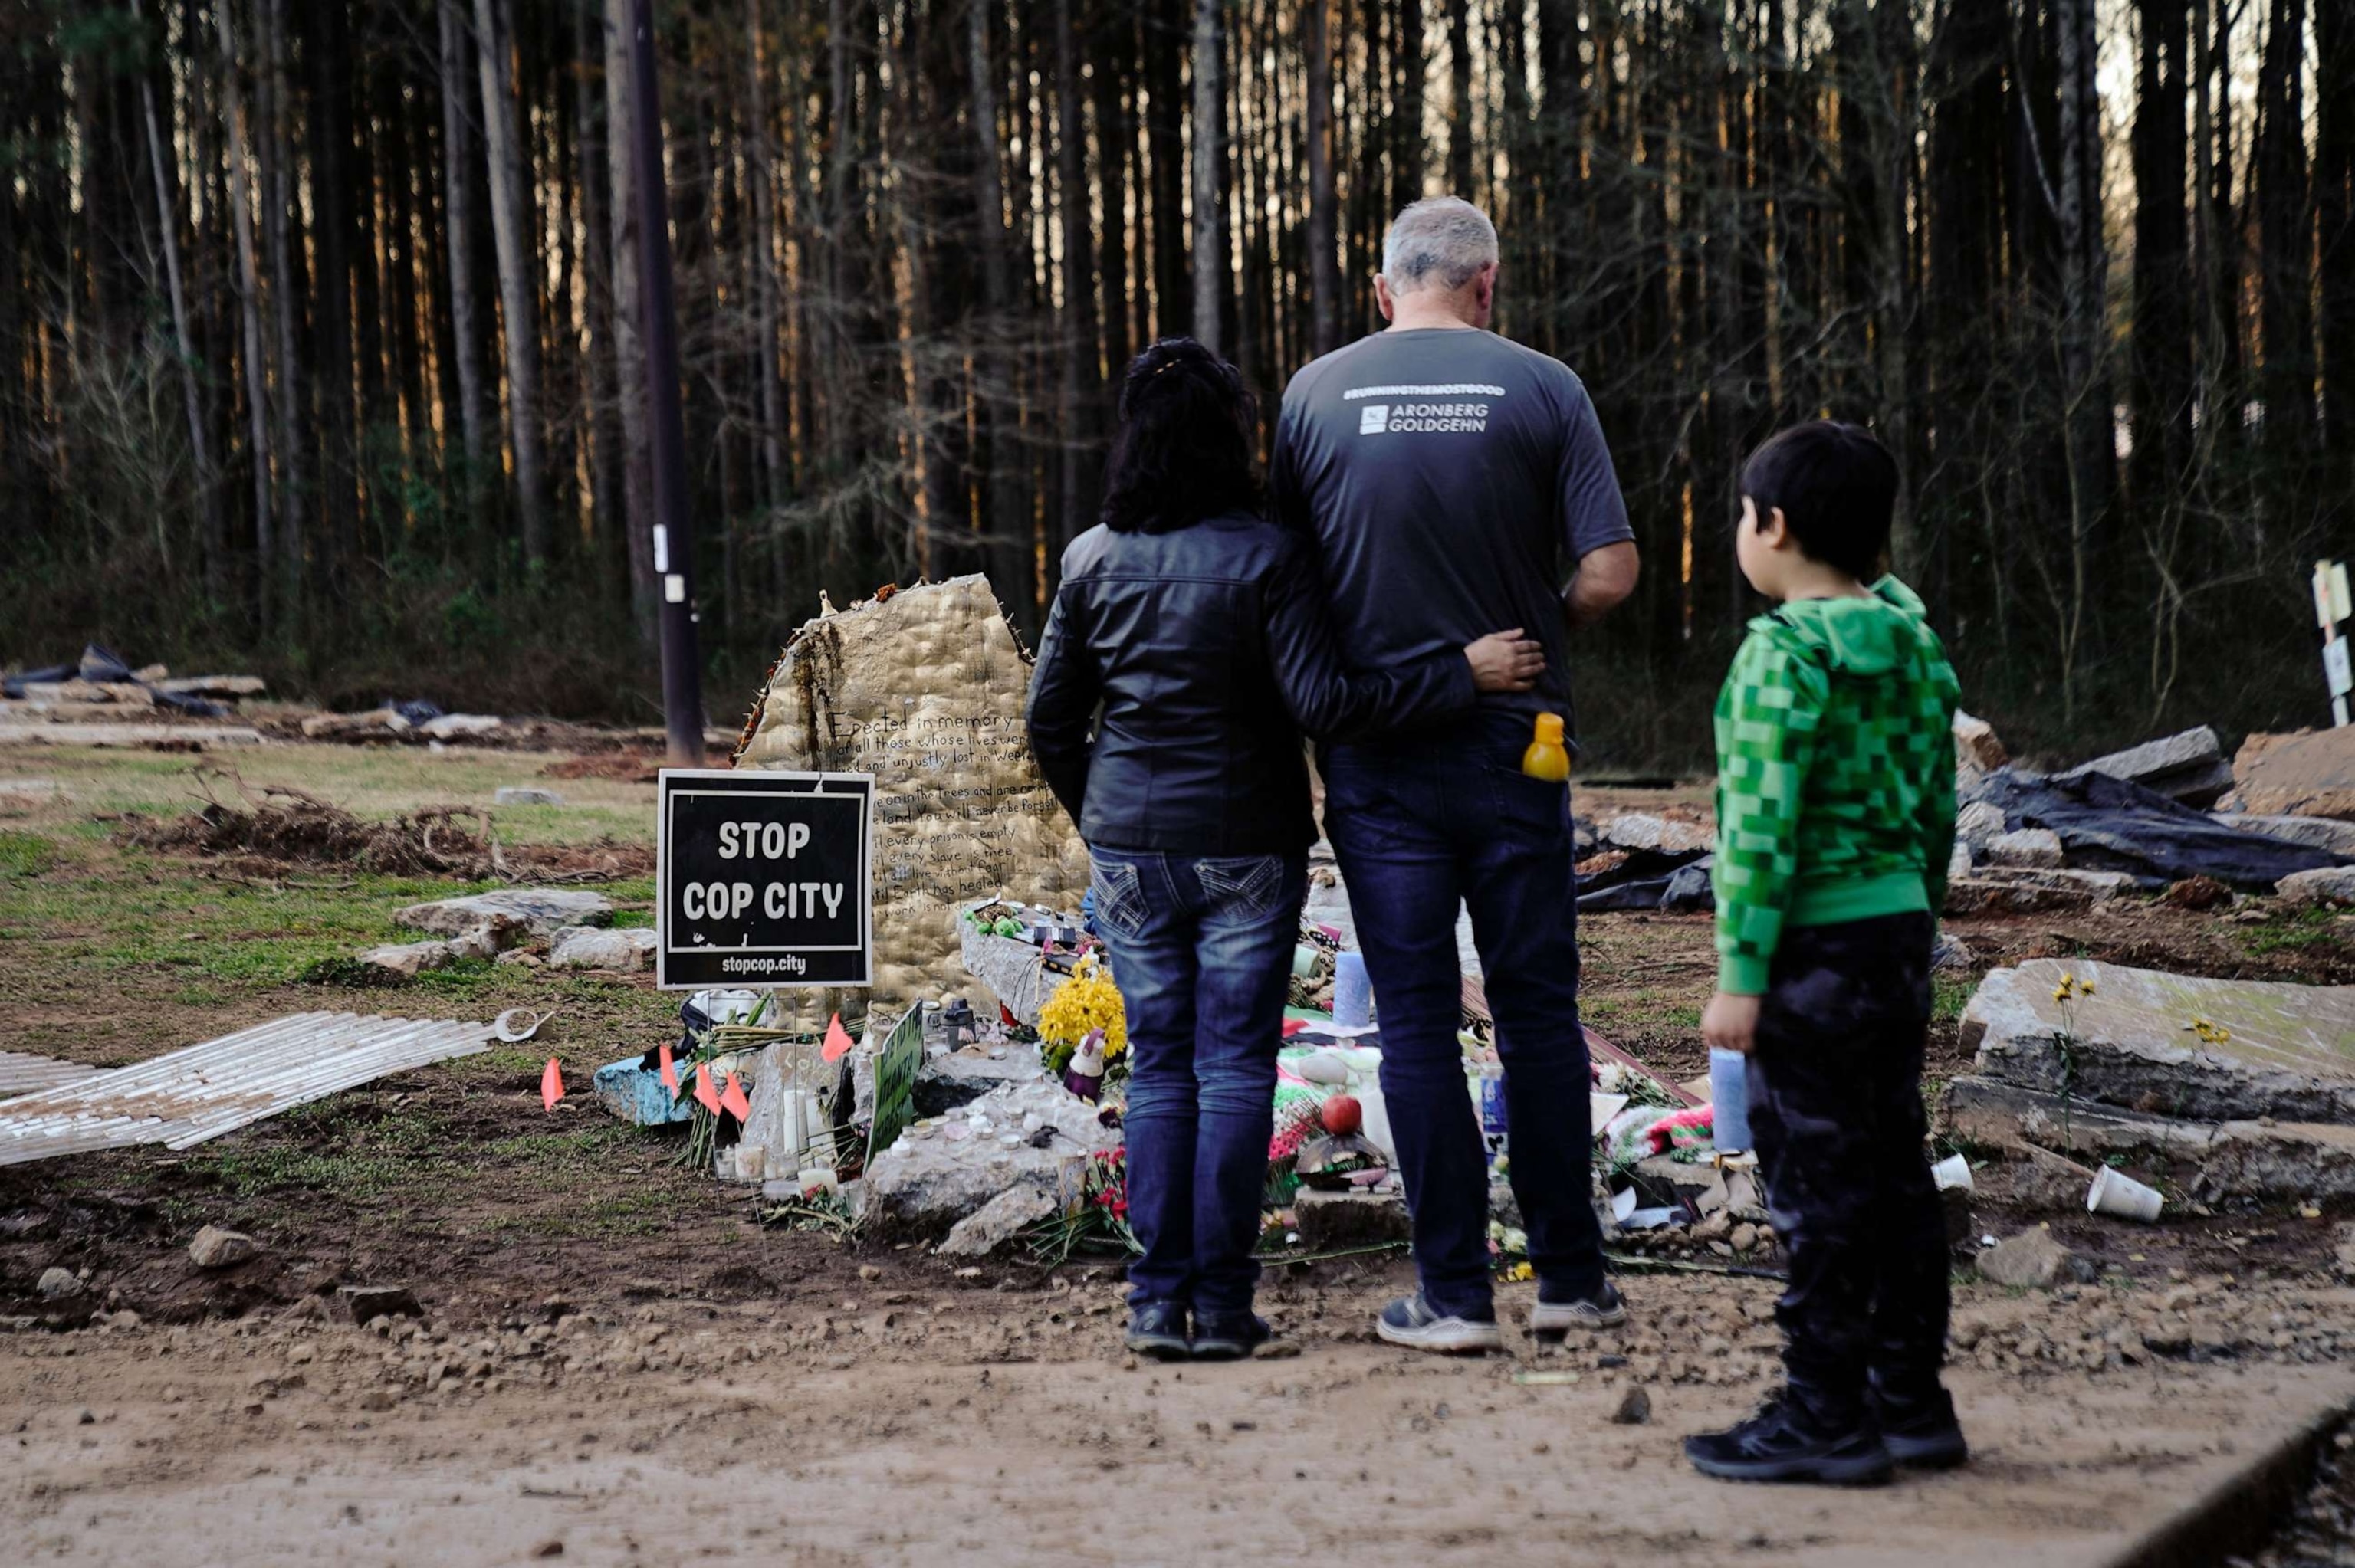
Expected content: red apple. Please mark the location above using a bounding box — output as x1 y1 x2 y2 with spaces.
1321 1094 1363 1137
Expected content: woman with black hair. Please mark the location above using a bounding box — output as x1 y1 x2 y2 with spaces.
1026 338 1543 1360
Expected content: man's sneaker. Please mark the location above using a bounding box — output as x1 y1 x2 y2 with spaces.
1190 1311 1270 1361
1870 1382 1969 1470
1123 1301 1190 1361
1375 1295 1504 1355
1528 1281 1628 1337
1683 1388 1894 1487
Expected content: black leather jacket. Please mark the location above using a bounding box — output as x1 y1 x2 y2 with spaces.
1025 511 1474 855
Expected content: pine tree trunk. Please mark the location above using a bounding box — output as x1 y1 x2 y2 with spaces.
216 0 274 622
1305 0 1339 356
438 0 491 530
1445 0 1472 196
259 0 304 605
135 29 225 576
1190 0 1223 353
475 0 548 569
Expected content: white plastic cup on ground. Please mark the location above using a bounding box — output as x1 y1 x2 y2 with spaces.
1930 1153 1972 1192
1334 952 1373 1027
2086 1165 2163 1222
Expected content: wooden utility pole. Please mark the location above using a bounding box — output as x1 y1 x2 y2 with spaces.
624 0 705 765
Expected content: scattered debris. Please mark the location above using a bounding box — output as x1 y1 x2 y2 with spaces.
0 1012 494 1166
0 721 264 748
862 1078 1121 1237
187 1225 261 1269
1962 766 2346 888
1978 1226 2073 1288
2071 726 2235 806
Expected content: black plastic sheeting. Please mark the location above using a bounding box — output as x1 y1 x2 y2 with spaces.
1575 848 1716 913
1 643 229 717
1964 766 2348 888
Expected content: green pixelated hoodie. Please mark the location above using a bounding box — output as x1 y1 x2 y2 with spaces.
1713 576 1960 995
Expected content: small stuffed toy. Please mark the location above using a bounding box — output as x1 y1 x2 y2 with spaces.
1063 1028 1107 1103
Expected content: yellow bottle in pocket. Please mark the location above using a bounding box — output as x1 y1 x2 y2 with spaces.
1522 713 1571 782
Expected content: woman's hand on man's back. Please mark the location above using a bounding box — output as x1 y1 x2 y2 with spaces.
1463 630 1546 693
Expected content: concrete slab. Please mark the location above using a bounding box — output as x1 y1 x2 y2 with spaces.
1940 1077 2355 1199
1961 959 2355 1124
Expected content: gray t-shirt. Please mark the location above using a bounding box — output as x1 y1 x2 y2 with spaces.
1271 327 1633 727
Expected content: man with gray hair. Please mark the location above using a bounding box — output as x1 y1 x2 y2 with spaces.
1273 195 1640 1353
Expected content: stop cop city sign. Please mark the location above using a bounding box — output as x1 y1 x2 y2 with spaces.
655 769 875 990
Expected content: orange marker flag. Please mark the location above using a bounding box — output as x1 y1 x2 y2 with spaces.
822 1012 856 1063
720 1071 752 1120
658 1042 679 1095
540 1057 565 1110
693 1061 723 1114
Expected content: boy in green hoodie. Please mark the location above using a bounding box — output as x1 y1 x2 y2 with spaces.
1685 421 1964 1488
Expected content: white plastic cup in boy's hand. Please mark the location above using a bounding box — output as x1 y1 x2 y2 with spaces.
2086 1165 2163 1222
1930 1153 1972 1192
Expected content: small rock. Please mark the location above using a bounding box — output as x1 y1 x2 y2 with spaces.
338 1284 423 1323
1611 1387 1652 1425
935 1186 1059 1258
495 786 566 807
1985 828 2064 870
394 888 612 940
2163 875 2234 911
76 1408 95 1425
2276 866 2355 908
858 1265 882 1281
1953 799 2008 851
547 926 658 972
1953 711 2008 773
353 939 460 979
1293 1189 1414 1250
1977 1226 2072 1290
1729 1223 1759 1253
106 1310 140 1330
36 1268 82 1301
532 1542 565 1559
1930 931 1974 972
188 1225 262 1270
357 1388 398 1412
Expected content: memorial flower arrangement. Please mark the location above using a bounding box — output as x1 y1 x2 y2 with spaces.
1020 1148 1137 1264
1037 954 1128 1075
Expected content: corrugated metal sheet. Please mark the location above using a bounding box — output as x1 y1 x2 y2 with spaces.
0 1051 105 1101
0 1012 494 1166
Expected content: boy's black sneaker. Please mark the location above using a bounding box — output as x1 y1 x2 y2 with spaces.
1123 1301 1191 1360
1871 1382 1969 1470
1683 1388 1894 1487
1190 1311 1269 1361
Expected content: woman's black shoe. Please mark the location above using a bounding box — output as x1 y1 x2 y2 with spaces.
1871 1383 1970 1469
1189 1312 1269 1361
1684 1388 1894 1486
1124 1301 1191 1360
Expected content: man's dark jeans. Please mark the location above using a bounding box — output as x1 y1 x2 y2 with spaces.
1088 847 1309 1317
1746 910 1950 1427
1321 712 1607 1320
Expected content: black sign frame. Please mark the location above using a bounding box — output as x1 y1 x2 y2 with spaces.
655 769 875 991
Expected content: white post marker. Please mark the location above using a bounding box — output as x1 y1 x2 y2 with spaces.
2317 559 2352 728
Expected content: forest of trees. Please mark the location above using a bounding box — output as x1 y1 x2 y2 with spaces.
1 0 2347 762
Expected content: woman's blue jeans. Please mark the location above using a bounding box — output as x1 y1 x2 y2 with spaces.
1088 846 1309 1317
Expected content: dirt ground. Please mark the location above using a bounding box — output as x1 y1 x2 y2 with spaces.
3 737 2353 1563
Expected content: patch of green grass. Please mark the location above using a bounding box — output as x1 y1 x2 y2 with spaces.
2241 907 2343 955
193 1143 417 1202
1933 976 1975 1022
477 1188 672 1239
0 830 58 879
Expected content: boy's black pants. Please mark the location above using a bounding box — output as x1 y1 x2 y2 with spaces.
1746 910 1950 1429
